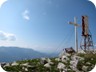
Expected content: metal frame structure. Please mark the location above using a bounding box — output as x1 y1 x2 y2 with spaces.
80 16 94 52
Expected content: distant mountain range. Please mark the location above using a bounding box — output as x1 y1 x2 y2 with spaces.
0 46 51 62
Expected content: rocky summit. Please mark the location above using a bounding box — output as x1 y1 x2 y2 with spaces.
1 51 96 72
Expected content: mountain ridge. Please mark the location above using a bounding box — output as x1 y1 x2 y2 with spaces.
0 46 50 62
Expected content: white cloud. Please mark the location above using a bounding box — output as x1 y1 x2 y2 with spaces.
0 0 7 8
22 10 30 20
0 31 16 41
89 0 96 7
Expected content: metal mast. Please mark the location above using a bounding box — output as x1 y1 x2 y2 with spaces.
80 16 94 52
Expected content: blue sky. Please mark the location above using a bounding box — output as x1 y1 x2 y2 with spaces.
0 0 96 53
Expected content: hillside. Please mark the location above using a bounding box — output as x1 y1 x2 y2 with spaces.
1 52 96 72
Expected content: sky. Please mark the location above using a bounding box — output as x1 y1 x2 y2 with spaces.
0 0 96 53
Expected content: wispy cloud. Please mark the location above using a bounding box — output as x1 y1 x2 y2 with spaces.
0 31 16 41
22 10 30 20
0 0 7 8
